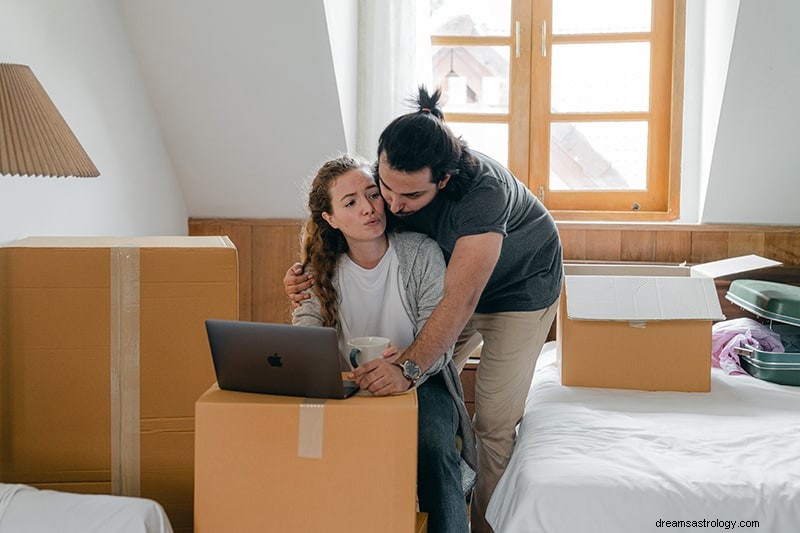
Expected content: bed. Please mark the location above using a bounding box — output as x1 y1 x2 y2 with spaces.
0 484 173 532
486 341 800 533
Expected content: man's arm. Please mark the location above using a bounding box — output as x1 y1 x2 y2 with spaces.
353 231 503 395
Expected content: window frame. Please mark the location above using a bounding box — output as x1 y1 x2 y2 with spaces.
430 0 686 221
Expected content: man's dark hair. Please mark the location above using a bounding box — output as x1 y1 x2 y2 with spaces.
376 85 478 200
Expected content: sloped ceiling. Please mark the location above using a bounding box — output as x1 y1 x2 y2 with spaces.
120 0 348 218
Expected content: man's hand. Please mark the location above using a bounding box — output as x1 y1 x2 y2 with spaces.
350 358 411 396
283 262 313 308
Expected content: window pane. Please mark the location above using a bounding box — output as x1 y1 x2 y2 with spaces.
433 46 509 114
551 42 650 113
430 0 510 36
552 0 651 35
549 121 647 191
446 122 508 168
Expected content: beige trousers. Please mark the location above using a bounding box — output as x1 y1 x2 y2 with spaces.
456 300 559 533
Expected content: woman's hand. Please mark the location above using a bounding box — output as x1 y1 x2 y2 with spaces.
283 262 313 308
350 357 412 396
382 345 402 363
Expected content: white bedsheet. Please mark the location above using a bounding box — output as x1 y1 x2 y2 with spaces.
487 342 800 533
0 484 173 533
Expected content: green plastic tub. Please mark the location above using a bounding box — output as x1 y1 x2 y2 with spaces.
726 279 800 386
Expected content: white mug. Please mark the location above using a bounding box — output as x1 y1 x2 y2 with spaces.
347 336 390 368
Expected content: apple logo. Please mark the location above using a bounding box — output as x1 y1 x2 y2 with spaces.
267 353 283 367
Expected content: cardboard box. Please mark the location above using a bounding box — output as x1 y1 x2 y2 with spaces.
0 236 239 531
195 385 418 533
557 255 781 392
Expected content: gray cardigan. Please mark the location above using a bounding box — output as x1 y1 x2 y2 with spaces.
292 230 477 488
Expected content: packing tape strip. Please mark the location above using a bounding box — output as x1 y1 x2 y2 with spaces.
110 247 141 496
298 399 326 459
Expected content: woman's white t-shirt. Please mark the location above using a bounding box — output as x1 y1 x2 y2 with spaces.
337 242 415 362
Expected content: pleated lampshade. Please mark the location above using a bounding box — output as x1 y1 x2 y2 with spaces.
0 63 99 177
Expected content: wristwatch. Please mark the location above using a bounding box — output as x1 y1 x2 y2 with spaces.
395 359 422 386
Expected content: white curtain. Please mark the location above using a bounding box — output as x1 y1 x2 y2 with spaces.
356 0 431 161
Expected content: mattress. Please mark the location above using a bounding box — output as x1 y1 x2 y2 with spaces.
487 342 800 533
0 484 173 533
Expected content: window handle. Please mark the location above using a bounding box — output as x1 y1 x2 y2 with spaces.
515 21 521 58
541 20 547 57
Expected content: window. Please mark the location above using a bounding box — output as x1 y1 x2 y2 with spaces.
430 0 685 220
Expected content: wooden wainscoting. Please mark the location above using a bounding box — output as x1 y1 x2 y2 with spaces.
189 218 800 324
189 218 303 324
556 221 800 265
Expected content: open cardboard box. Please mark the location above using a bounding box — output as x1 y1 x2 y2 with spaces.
557 255 781 392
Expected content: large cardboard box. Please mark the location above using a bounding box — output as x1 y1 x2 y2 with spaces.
557 255 780 392
195 385 418 533
0 236 238 532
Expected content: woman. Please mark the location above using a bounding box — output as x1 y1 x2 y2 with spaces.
292 154 475 533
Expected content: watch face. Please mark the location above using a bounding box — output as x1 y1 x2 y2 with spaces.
403 360 421 380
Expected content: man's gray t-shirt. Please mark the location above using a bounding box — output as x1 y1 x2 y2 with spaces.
398 151 563 314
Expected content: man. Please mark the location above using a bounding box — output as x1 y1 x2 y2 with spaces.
286 87 562 533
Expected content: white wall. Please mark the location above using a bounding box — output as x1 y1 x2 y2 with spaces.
324 0 359 155
679 1 702 222
679 0 739 222
120 0 348 219
700 0 800 224
697 0 739 219
0 0 187 245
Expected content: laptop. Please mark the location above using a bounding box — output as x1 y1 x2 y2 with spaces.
205 319 359 399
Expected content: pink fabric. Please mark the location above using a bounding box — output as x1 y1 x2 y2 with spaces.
711 318 784 375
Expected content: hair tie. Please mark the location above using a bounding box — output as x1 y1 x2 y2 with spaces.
420 108 431 113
